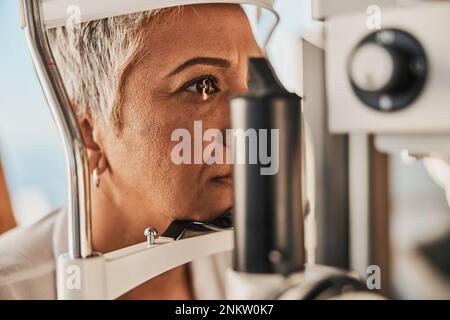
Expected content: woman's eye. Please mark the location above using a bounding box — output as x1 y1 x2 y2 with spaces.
184 76 219 100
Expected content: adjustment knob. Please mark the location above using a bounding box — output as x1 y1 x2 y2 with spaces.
350 43 395 92
348 29 427 112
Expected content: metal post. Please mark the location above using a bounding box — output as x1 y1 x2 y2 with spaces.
20 0 93 258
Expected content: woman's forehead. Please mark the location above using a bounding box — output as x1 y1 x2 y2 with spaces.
142 4 251 42
136 4 260 70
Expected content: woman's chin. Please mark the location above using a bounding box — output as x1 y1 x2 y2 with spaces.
192 184 233 221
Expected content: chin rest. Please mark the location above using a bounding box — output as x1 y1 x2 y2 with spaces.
162 211 233 240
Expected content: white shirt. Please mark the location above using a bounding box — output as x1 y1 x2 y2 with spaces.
0 209 232 299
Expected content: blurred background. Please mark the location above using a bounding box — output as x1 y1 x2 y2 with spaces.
0 0 449 299
0 0 66 226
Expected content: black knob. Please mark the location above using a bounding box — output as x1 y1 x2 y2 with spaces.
348 29 427 112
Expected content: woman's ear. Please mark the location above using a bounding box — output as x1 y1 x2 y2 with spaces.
79 116 109 175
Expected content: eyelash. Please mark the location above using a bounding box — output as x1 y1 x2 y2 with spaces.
181 75 220 99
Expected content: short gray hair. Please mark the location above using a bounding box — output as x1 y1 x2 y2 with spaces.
47 8 180 128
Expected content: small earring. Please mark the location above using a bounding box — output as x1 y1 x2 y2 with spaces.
93 168 100 188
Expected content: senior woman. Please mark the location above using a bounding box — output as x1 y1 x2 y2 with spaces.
0 4 265 299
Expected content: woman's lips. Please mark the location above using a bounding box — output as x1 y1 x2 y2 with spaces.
213 175 233 185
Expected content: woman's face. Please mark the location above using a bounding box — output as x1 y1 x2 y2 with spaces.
96 4 263 234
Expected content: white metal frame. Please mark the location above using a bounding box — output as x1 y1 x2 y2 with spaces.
40 0 277 28
57 230 234 299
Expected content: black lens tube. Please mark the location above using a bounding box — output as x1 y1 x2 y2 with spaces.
230 58 306 275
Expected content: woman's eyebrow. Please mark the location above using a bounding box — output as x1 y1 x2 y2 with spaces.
167 57 231 77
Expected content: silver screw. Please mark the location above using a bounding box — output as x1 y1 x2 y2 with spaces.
305 200 311 217
268 250 283 264
144 227 158 247
376 30 395 45
379 95 393 111
410 60 426 76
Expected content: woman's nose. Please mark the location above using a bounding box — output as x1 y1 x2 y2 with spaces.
230 68 250 97
212 65 251 134
231 79 249 97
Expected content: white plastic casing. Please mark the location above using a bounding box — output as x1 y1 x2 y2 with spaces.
312 0 396 20
326 2 450 134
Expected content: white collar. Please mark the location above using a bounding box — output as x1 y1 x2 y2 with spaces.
51 208 68 259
